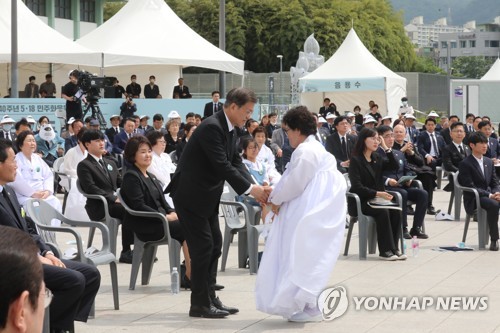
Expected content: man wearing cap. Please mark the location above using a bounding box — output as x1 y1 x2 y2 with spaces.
203 91 223 118
398 97 414 117
325 116 357 174
381 115 393 126
404 114 419 144
105 115 122 144
126 75 141 98
324 113 336 134
64 119 84 153
40 73 56 98
144 75 160 99
139 115 152 132
172 78 192 99
146 114 167 135
0 116 16 142
25 116 36 129
168 110 184 133
62 70 83 121
362 116 377 129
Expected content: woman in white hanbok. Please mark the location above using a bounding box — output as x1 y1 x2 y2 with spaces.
255 106 347 322
9 131 62 211
146 130 177 207
61 128 90 221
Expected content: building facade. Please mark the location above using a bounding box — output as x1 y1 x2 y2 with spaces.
23 0 105 40
405 16 467 48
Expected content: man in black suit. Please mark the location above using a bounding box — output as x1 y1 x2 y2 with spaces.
441 115 460 145
203 91 223 119
325 116 357 174
172 78 192 99
417 117 445 168
113 118 135 154
318 97 331 119
146 113 167 135
478 120 500 160
125 74 141 98
0 116 16 142
458 132 500 251
105 114 122 144
0 138 100 332
442 122 470 192
144 75 160 99
77 130 134 263
377 126 428 240
403 114 419 144
168 88 270 318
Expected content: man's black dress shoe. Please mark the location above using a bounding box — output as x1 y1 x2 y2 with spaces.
490 240 499 251
189 304 229 318
214 284 224 291
403 227 411 240
211 296 239 314
426 206 437 215
119 250 133 264
410 227 429 239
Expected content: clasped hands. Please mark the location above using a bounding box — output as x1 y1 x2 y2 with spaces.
32 190 51 199
250 185 273 204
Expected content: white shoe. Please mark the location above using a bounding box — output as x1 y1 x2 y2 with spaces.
287 311 323 323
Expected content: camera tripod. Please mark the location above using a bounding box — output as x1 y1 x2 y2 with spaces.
82 100 107 128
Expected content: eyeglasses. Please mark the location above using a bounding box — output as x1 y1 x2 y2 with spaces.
157 140 167 144
44 288 53 308
247 146 258 150
383 134 395 139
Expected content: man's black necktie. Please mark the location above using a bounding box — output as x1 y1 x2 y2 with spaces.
214 103 218 113
458 145 465 158
341 136 347 159
99 159 111 181
430 133 439 157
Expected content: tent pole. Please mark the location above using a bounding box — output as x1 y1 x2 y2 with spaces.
218 0 226 94
11 0 19 98
100 53 104 76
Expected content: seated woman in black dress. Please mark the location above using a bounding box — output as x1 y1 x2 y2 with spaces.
348 128 405 261
164 118 181 154
121 136 191 283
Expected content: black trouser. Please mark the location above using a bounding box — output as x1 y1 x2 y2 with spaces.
479 197 500 241
109 203 134 251
361 204 401 254
44 259 101 330
417 173 435 207
174 203 221 307
387 186 428 229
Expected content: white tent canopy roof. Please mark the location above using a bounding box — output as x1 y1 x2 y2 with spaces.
481 58 500 80
0 0 100 66
77 0 244 75
301 28 405 82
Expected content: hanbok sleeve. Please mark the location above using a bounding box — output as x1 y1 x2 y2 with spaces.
269 147 316 205
62 149 77 178
10 156 36 197
39 156 54 193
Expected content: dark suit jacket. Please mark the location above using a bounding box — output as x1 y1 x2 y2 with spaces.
406 126 419 144
442 142 470 172
458 154 500 214
486 137 500 159
417 131 445 159
113 130 133 154
76 155 121 221
203 101 223 118
348 151 398 203
325 133 356 173
64 135 77 153
0 131 16 142
121 166 175 237
143 84 160 98
380 148 412 182
266 124 280 139
441 127 452 145
105 127 122 144
167 110 254 217
173 85 191 98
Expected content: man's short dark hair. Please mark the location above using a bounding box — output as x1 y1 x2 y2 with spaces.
0 138 13 163
323 98 330 102
15 118 30 131
0 225 43 329
245 119 258 129
268 112 277 118
376 125 393 136
478 120 491 129
84 116 92 124
71 119 83 129
370 104 379 110
131 115 140 120
45 74 52 79
282 106 316 137
29 76 35 81
186 112 195 119
124 118 135 125
482 116 491 121
149 75 155 80
153 114 163 122
211 91 220 96
194 114 202 120
465 113 475 120
449 115 460 122
131 75 137 80
81 129 104 149
124 136 151 164
450 122 464 131
425 118 437 125
468 132 488 145
224 88 257 108
474 116 482 122
334 115 349 127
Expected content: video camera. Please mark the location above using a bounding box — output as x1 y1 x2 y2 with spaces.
74 70 116 104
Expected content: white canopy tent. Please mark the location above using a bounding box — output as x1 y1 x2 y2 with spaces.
481 58 500 80
77 0 244 94
299 29 406 117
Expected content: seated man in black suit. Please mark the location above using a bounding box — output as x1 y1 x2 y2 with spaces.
325 116 356 173
172 78 192 99
458 132 500 251
113 118 135 154
441 115 460 145
0 226 46 333
0 138 100 332
442 122 470 192
64 118 83 153
318 97 331 119
377 125 428 240
478 120 500 161
203 91 223 118
77 130 134 263
146 113 167 135
105 114 122 144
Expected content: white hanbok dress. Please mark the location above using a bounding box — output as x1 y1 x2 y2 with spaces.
10 152 62 212
148 151 177 207
255 135 346 318
61 146 89 221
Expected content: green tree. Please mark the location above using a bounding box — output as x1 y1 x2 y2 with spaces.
103 1 126 22
413 56 445 74
451 56 496 79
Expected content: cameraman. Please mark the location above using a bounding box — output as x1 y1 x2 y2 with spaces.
61 70 83 121
120 95 137 119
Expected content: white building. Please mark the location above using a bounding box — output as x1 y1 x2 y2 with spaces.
405 16 467 48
